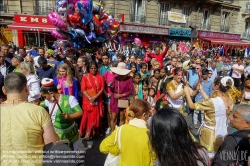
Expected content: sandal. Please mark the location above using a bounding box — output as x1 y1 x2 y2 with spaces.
84 133 90 140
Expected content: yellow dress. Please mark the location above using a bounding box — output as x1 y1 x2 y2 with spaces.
1 102 51 166
195 99 232 153
166 80 185 115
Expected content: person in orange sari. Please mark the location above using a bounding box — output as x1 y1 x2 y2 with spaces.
79 61 104 140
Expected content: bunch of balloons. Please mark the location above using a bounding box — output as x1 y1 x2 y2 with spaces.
47 0 120 48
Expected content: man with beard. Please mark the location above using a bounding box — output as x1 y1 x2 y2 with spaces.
1 44 13 63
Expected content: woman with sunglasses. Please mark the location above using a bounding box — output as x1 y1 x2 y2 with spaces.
240 78 250 104
40 78 83 150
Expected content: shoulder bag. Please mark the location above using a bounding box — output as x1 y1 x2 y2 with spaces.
104 126 123 166
117 80 129 108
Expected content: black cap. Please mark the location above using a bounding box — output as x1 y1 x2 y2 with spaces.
202 68 209 75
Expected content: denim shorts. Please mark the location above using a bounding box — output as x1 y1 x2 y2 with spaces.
104 95 111 104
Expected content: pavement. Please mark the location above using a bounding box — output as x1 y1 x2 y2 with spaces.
78 112 233 166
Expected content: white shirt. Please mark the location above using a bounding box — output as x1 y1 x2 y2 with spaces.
27 74 41 102
0 62 7 77
232 64 244 78
34 56 40 68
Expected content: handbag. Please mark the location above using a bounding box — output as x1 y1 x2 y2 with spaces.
104 126 123 166
117 80 129 108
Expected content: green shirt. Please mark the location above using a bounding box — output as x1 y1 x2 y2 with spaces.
13 68 21 73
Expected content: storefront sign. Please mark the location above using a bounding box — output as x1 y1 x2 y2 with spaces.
120 24 168 35
168 11 186 24
14 14 52 25
169 28 191 37
198 31 241 40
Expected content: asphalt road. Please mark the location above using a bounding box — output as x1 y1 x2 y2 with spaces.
79 112 233 166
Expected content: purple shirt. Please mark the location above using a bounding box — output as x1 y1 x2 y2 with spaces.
110 76 134 113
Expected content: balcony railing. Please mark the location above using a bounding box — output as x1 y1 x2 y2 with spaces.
220 25 230 32
200 23 211 30
159 17 172 26
223 0 234 3
129 15 146 24
242 32 250 39
33 6 52 15
0 4 7 13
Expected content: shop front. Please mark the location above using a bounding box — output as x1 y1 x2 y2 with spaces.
8 14 56 47
197 30 250 56
119 23 169 48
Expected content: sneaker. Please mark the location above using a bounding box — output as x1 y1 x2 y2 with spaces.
105 127 111 135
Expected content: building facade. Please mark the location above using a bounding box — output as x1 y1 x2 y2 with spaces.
105 0 249 47
0 0 56 45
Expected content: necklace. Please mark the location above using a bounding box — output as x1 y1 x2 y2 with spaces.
2 99 28 105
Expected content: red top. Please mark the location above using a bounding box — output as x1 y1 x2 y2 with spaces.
147 47 169 68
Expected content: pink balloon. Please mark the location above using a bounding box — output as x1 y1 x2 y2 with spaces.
134 38 141 46
47 12 69 31
50 30 69 40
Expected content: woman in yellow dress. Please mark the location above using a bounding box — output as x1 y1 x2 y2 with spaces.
184 76 234 159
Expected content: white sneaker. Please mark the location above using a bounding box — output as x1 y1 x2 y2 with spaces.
105 127 111 135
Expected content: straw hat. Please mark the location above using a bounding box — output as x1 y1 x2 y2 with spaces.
110 62 131 75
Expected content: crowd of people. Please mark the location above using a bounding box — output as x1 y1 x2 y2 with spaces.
1 41 250 165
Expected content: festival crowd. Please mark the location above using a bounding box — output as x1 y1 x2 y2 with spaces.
1 42 250 166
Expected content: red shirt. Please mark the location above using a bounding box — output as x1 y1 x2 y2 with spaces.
148 47 169 68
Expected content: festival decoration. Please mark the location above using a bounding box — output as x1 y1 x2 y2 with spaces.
48 0 121 48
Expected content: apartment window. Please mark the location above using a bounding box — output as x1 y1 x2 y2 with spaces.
245 22 250 33
182 7 191 16
202 10 210 27
221 12 229 27
130 0 146 23
159 3 170 25
37 0 52 15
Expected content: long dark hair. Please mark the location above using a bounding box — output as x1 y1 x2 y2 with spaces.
150 108 206 166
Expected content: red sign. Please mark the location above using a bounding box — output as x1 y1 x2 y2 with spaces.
14 14 52 25
120 24 168 35
198 31 241 40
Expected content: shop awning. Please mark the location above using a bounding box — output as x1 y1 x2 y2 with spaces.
200 37 250 46
8 23 55 32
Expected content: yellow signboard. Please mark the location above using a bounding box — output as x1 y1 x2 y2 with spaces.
0 27 13 44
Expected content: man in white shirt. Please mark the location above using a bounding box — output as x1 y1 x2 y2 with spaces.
208 61 217 82
232 59 244 90
34 47 45 68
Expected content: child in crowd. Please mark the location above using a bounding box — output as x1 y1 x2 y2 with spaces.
142 80 149 100
129 62 137 77
140 63 150 80
147 88 156 111
133 73 143 99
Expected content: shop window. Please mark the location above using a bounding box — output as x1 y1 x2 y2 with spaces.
159 3 170 26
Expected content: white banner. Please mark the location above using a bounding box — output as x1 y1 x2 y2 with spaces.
168 11 186 24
